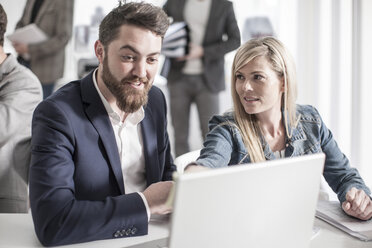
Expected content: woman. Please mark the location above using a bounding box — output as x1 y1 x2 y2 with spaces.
187 37 372 220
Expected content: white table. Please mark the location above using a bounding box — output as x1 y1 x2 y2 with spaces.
0 213 370 247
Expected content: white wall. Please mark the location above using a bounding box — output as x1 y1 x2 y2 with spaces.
358 0 372 187
0 0 27 53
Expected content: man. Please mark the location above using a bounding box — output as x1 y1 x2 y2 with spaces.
163 0 241 156
12 0 74 99
30 2 176 246
0 4 42 213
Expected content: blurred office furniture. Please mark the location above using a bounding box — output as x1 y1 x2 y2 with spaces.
242 16 275 42
0 212 371 247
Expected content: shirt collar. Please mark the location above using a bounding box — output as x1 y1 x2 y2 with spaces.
92 68 144 125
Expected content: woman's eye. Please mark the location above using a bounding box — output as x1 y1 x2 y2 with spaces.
236 74 245 80
254 74 264 80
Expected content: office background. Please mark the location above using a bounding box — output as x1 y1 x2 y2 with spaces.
1 0 371 198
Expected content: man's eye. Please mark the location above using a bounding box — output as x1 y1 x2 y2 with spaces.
121 55 134 62
147 57 158 64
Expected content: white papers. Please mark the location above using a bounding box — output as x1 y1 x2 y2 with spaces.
162 22 189 58
316 200 372 241
7 23 47 44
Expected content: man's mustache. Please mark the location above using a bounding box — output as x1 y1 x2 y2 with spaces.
121 76 149 84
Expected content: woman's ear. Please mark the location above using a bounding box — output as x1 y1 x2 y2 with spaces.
280 77 285 92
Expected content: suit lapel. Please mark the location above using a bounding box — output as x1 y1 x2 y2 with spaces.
203 0 219 44
174 0 187 21
81 72 125 194
34 0 51 24
141 105 160 186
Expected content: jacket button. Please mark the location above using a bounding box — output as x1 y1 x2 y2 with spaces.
131 227 137 235
114 230 121 238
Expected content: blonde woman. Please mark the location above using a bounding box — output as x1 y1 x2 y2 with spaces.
187 37 372 220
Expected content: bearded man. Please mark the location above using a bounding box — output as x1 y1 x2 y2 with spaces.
29 2 176 246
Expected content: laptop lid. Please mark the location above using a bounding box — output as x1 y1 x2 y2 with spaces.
168 153 325 248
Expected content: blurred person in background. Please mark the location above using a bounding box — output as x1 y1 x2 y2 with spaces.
12 0 74 99
163 0 241 157
0 4 42 213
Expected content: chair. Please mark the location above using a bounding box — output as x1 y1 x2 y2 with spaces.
173 149 201 173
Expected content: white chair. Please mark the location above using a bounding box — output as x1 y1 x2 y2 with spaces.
173 149 201 173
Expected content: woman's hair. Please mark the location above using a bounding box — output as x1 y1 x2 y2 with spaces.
231 37 298 162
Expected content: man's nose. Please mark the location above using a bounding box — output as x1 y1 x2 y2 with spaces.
132 60 146 78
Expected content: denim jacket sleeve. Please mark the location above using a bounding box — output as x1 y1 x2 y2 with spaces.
309 106 371 203
195 114 236 168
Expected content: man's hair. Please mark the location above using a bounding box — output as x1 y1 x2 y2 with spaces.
99 1 169 48
0 4 7 47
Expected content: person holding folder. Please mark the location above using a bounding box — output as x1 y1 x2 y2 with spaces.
163 0 241 157
12 0 74 99
187 37 372 221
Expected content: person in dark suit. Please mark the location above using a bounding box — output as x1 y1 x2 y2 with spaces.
163 0 241 156
12 0 74 99
29 2 176 246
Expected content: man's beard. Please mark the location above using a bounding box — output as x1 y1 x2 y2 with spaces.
101 57 151 113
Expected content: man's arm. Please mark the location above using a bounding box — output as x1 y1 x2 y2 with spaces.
0 65 41 143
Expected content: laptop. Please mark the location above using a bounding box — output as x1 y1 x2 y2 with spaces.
130 153 325 248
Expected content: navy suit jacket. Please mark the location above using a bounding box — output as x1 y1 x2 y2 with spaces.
29 71 176 246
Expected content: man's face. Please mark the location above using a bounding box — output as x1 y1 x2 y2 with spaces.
97 24 162 113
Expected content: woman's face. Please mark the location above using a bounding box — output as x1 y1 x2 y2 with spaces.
235 55 284 118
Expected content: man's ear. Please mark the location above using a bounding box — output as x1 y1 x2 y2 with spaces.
94 40 105 63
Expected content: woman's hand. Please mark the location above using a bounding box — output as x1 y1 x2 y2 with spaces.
342 187 372 220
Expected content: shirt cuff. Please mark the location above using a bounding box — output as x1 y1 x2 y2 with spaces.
138 192 151 222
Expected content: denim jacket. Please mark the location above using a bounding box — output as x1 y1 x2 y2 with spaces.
196 104 370 203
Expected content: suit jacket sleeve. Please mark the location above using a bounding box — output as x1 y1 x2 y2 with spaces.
202 1 241 61
29 99 149 246
158 88 177 181
19 0 74 59
0 65 41 142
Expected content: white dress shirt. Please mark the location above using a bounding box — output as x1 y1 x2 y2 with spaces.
182 0 211 74
92 69 150 220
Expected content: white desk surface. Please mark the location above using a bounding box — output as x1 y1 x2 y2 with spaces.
0 213 370 247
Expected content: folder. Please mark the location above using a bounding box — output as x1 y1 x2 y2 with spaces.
316 200 372 241
7 23 47 44
162 22 189 58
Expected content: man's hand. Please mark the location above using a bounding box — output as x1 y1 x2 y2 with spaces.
184 164 210 173
143 181 174 215
177 43 204 61
12 42 29 55
342 187 372 220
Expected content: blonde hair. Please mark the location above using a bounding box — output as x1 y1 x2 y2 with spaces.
231 37 298 162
